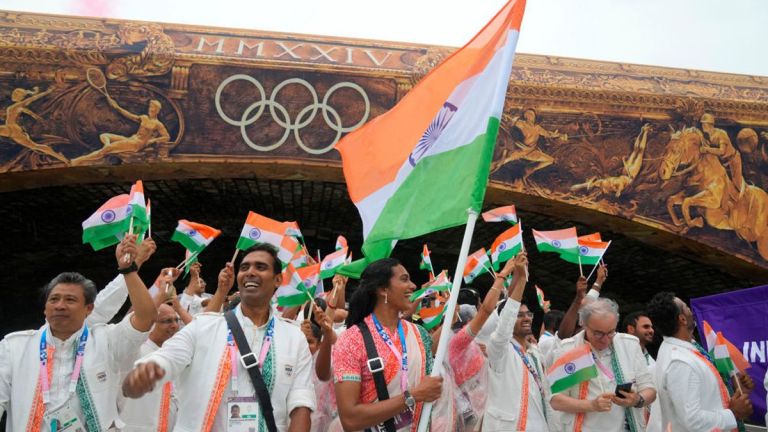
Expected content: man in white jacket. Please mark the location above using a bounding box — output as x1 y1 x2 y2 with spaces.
550 298 656 432
0 235 156 431
646 291 752 431
483 252 556 431
123 244 315 432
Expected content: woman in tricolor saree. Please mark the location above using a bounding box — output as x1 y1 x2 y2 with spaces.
331 258 443 432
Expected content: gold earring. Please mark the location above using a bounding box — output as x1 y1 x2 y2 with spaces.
385 291 388 304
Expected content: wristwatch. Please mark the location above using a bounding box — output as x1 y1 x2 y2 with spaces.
633 394 645 409
403 390 416 412
118 262 139 274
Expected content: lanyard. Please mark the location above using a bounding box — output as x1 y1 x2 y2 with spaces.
591 348 615 382
39 326 88 406
227 317 274 395
371 314 408 392
512 343 543 391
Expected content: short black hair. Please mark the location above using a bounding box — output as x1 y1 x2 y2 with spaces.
458 288 481 306
241 243 281 274
543 310 565 331
43 272 97 305
622 311 648 332
646 292 681 337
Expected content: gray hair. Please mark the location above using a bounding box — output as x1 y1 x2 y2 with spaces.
43 272 98 305
578 298 620 327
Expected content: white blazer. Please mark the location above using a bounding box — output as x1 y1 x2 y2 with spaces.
483 299 556 431
137 305 315 432
654 337 737 432
0 318 148 431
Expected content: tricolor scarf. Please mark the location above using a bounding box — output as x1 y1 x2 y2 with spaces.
692 341 741 432
201 328 276 432
26 334 102 432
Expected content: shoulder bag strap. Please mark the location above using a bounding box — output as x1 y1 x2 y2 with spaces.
357 321 397 432
224 310 278 432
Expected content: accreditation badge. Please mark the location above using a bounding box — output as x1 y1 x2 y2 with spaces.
227 396 260 432
43 402 86 432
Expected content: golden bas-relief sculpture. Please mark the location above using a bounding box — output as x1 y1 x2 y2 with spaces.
1 10 768 271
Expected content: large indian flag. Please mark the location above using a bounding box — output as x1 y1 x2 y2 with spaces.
171 220 221 253
490 223 523 270
336 0 526 277
547 344 598 394
82 194 132 250
533 227 578 255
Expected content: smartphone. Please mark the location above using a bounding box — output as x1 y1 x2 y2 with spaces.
614 382 633 398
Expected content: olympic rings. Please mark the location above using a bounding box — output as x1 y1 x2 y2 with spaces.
215 74 370 154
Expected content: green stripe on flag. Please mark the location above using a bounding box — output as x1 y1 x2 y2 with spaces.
236 236 257 251
342 118 499 278
550 365 598 394
559 252 601 266
171 231 204 253
277 289 315 307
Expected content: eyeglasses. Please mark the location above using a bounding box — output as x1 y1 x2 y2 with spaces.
587 327 616 339
517 311 534 319
158 318 181 325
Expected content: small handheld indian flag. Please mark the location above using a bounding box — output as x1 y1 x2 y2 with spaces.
128 180 149 235
702 321 750 372
320 248 348 279
82 194 132 251
419 293 448 330
290 248 309 269
536 285 546 309
284 221 304 243
560 238 611 266
547 344 598 394
335 235 348 251
490 223 523 270
276 263 320 307
482 205 518 224
533 227 578 256
712 332 737 376
171 220 221 253
410 270 451 301
236 211 299 267
463 248 492 283
419 244 435 276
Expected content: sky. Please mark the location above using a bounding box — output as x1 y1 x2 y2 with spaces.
5 0 768 77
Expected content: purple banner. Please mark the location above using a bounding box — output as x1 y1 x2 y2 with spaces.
691 285 768 426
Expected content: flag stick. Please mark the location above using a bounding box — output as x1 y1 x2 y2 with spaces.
480 259 497 279
176 249 202 270
519 219 529 282
229 248 239 267
586 241 611 281
417 209 479 432
732 373 743 394
304 289 317 320
578 254 584 278
164 268 173 297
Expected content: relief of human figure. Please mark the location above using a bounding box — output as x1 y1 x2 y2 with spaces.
0 86 69 164
490 107 568 180
570 123 651 198
71 96 170 166
699 113 745 194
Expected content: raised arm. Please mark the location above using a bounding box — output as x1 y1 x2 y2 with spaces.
557 276 588 339
468 258 515 336
118 234 157 332
312 305 336 382
203 262 234 313
487 253 528 364
107 95 140 123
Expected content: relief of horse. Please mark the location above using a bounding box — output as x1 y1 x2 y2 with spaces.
659 127 768 261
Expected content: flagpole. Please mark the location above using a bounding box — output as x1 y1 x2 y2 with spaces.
417 209 479 432
585 241 611 281
578 254 584 278
519 219 528 282
229 248 239 267
176 249 202 270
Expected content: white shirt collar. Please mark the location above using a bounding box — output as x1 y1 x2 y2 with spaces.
662 336 696 350
234 303 273 330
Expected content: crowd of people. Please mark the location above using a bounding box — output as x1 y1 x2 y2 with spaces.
0 234 765 431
